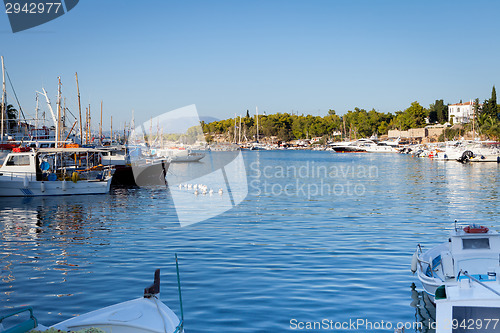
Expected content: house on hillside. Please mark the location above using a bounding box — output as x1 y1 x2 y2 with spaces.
448 101 481 124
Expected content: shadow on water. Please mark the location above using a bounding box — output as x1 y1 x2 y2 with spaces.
409 283 436 333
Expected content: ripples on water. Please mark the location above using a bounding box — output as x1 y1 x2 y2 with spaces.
1 151 499 332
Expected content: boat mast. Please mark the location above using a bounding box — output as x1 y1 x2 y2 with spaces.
256 107 259 143
110 115 113 145
63 97 67 140
99 100 103 145
41 88 57 125
35 93 39 133
56 76 62 147
234 113 237 143
471 99 475 141
75 72 83 145
1 56 5 142
131 109 135 144
239 114 242 144
87 104 91 145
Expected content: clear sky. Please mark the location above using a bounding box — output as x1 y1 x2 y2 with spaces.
1 0 499 128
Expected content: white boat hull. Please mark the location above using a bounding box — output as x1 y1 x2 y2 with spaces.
0 177 111 196
170 153 205 163
50 296 181 333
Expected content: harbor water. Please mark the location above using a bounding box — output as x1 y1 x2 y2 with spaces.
1 151 500 332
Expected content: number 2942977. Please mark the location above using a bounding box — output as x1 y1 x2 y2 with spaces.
5 2 62 14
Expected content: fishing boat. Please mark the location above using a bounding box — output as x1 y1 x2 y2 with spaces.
412 222 500 303
412 223 500 332
0 148 113 196
0 265 184 333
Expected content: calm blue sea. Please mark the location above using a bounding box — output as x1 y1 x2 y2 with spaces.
1 151 500 332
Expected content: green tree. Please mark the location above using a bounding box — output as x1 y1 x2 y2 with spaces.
4 104 18 130
428 100 448 123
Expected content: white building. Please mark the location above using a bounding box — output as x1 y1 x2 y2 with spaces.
448 101 480 124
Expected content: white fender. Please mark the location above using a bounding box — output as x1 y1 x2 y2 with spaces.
23 176 29 189
40 181 45 192
411 251 418 274
62 180 67 191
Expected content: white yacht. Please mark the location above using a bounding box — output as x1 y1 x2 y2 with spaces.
357 139 399 153
328 140 367 153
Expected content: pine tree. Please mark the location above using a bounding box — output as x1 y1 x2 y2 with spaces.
491 85 497 117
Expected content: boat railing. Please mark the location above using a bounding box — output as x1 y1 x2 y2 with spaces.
415 244 434 278
0 170 37 181
459 270 500 297
0 166 114 181
0 306 37 333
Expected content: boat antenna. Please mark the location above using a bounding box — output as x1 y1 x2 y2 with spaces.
1 56 5 142
175 253 184 323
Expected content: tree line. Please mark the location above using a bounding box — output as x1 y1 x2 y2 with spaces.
202 86 500 142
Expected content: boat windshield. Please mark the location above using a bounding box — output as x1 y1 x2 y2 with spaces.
6 155 30 166
462 238 490 250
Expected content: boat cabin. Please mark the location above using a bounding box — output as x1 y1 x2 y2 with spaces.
446 226 500 281
0 152 40 178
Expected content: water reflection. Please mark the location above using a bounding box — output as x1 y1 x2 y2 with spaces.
409 283 436 333
0 195 114 304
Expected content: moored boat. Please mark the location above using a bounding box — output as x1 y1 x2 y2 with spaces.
0 266 184 333
99 146 170 186
0 148 113 196
412 222 500 332
156 148 205 163
328 140 367 153
412 222 500 303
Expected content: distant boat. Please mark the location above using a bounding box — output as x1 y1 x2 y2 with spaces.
156 147 205 162
328 140 367 153
356 139 399 153
0 148 113 196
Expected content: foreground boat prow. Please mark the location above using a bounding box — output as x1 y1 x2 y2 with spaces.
0 267 184 333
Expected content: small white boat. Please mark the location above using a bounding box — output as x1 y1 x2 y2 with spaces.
358 139 399 153
156 148 205 163
0 267 184 333
412 222 500 303
0 149 113 197
413 223 500 332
